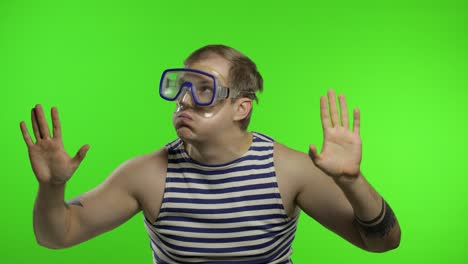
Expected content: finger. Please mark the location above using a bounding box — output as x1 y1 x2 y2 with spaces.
353 108 360 135
19 121 34 146
327 89 340 127
338 94 349 128
31 108 42 141
72 144 90 167
51 107 62 139
320 96 331 129
34 104 51 139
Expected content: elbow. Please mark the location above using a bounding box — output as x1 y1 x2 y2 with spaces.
35 234 71 250
367 227 401 253
365 241 399 253
384 224 401 251
387 227 401 250
36 239 62 250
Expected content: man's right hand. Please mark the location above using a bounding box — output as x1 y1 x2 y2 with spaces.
20 104 89 185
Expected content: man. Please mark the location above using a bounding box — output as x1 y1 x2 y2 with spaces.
20 44 400 263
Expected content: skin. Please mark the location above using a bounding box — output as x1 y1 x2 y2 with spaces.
20 55 400 252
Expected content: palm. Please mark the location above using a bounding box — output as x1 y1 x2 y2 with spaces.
310 90 362 178
20 105 89 185
28 140 74 184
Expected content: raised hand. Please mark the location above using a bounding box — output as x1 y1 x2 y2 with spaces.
309 90 362 179
20 105 90 185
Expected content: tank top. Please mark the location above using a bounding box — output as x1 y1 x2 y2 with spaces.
144 132 299 264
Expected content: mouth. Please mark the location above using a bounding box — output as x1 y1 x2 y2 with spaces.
173 112 194 129
175 112 193 121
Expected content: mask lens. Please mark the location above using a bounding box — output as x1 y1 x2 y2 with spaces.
193 81 215 104
160 69 219 105
161 71 181 99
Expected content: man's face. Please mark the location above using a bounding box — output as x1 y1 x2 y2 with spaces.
172 55 234 141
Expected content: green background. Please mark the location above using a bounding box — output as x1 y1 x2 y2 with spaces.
2 0 467 263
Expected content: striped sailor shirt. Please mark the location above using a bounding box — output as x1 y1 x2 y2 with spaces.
144 132 299 263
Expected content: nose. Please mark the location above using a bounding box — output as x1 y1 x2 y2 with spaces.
177 85 195 107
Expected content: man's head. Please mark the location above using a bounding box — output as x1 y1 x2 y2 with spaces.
183 44 263 130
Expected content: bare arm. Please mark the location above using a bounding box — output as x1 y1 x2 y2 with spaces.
20 105 164 249
277 90 400 252
294 155 400 252
275 143 370 250
33 175 141 248
32 162 141 249
332 172 400 251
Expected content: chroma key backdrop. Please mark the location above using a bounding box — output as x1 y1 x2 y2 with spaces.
2 0 467 263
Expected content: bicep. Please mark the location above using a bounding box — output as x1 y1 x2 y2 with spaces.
296 160 366 249
64 166 141 246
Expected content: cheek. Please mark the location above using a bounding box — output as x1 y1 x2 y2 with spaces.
206 109 234 128
195 110 233 132
195 102 230 120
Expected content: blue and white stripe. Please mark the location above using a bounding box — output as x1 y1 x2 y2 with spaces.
144 132 299 263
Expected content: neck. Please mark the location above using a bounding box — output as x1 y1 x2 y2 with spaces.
184 130 253 165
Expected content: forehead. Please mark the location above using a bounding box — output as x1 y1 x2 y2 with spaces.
178 71 213 83
185 55 231 85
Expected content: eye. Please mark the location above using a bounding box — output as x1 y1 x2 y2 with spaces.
200 86 213 93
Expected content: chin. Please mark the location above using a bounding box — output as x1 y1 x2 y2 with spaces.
176 126 214 144
175 126 196 140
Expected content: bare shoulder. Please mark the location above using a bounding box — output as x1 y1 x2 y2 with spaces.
273 140 367 249
273 141 319 217
93 147 169 222
115 148 168 178
109 148 168 195
273 141 321 180
274 141 310 166
273 140 341 208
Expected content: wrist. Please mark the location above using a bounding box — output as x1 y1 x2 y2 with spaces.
37 182 66 208
333 171 363 190
38 181 67 190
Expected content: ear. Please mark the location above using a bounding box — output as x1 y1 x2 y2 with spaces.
232 98 252 122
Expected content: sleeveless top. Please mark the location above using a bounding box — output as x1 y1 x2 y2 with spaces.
144 132 299 264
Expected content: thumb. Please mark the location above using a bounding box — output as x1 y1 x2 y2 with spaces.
308 144 321 161
72 144 90 166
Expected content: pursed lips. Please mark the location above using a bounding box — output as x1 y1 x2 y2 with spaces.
176 112 193 121
174 113 193 129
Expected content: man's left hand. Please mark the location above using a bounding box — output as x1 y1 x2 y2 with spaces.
309 90 362 180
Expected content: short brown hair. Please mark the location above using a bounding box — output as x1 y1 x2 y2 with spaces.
184 44 263 130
